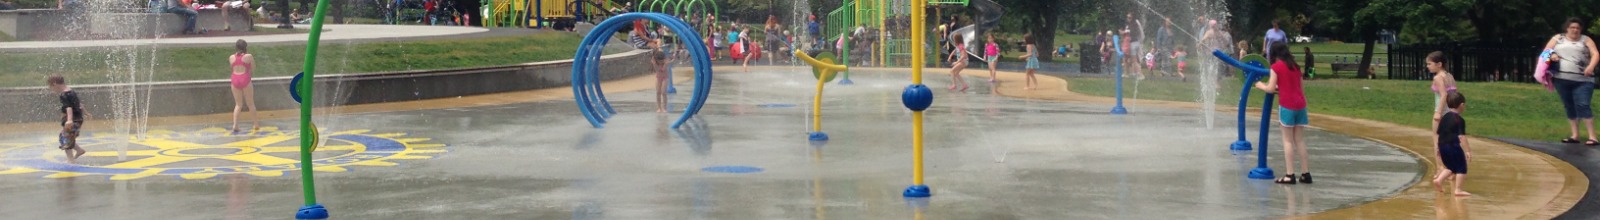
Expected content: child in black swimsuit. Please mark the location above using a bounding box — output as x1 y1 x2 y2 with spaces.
48 76 90 164
1433 92 1472 197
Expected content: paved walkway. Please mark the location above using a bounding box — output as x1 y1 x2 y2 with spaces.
1495 137 1600 219
969 68 1585 219
0 25 492 51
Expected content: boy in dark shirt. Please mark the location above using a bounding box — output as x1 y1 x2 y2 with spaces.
1432 92 1471 197
48 76 91 163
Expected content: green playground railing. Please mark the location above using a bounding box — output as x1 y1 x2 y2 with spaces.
887 39 912 67
825 1 855 43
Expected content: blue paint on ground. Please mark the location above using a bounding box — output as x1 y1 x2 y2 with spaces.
701 166 763 174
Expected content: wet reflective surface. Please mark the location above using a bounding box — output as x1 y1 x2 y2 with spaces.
0 71 1421 219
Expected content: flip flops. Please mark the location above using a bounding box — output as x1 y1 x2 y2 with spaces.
1275 175 1297 184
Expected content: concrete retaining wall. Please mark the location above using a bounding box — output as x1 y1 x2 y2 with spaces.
1 9 255 40
0 49 653 124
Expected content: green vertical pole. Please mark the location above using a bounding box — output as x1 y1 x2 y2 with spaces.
297 0 332 218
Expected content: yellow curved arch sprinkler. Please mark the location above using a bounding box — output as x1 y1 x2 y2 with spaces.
794 51 847 141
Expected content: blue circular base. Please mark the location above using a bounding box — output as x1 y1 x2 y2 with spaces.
1247 167 1275 179
808 132 830 141
1230 140 1252 151
1110 106 1128 115
839 78 855 85
903 185 931 197
808 139 828 148
667 86 677 94
295 204 329 220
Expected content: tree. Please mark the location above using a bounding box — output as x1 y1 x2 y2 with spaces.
996 0 1062 62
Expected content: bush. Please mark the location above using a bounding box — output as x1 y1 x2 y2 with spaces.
12 0 56 9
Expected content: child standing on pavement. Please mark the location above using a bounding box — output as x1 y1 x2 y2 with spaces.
48 76 90 164
1433 92 1473 197
1018 34 1040 90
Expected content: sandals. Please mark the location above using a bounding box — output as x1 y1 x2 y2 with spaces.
1300 173 1314 184
1561 137 1580 143
1275 175 1297 184
1587 140 1599 146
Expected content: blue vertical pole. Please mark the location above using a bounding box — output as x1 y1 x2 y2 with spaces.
1110 35 1127 115
1231 74 1262 151
533 0 542 28
1248 94 1276 179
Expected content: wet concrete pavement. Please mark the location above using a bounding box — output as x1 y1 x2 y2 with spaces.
0 70 1421 219
1495 138 1600 220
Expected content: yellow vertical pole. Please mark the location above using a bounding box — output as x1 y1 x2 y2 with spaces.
813 79 825 132
909 0 927 189
878 0 886 67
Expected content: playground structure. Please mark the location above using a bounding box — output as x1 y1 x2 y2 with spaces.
637 0 719 17
941 0 1001 65
819 0 996 68
1213 51 1277 180
482 0 625 29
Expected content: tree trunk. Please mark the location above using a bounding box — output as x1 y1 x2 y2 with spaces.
1028 1 1059 62
1357 30 1376 78
277 0 292 28
332 0 345 24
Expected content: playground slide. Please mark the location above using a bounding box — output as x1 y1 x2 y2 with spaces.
945 0 1003 62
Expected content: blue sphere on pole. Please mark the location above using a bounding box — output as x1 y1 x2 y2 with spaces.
901 85 934 111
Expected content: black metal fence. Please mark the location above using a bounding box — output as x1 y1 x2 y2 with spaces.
1388 43 1541 82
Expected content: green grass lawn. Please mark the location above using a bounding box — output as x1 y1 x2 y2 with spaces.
0 32 626 87
1067 77 1573 141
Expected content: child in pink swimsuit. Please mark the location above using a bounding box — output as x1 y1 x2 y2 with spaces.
229 40 259 133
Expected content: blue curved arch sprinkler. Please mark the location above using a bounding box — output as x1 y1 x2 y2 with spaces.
572 13 715 129
1110 35 1128 115
1212 50 1276 180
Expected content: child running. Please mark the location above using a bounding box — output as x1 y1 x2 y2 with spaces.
1173 46 1188 81
1433 92 1472 196
1256 42 1313 184
1144 48 1157 73
984 33 1000 83
48 76 90 164
1018 34 1039 90
946 34 971 91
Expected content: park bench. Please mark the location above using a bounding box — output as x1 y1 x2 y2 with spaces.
1330 62 1363 76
